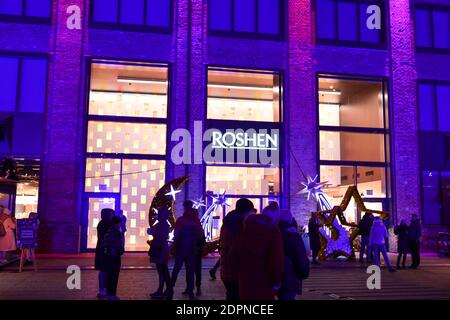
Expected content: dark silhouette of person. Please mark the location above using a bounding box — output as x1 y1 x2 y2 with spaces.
95 208 114 299
358 212 374 263
408 214 422 269
149 207 171 299
308 213 321 265
167 200 203 300
219 198 255 300
394 218 410 269
103 215 125 300
277 210 310 300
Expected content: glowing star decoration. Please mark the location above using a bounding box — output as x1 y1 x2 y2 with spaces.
165 184 181 201
300 174 353 259
192 197 206 209
299 175 328 202
200 192 230 242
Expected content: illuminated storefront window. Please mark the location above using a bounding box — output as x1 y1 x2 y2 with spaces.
84 61 168 251
206 67 282 213
318 76 390 223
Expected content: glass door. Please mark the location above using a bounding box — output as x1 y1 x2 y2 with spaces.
82 193 120 250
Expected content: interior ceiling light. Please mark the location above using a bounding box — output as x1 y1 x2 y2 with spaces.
208 83 274 91
117 76 167 85
318 89 342 95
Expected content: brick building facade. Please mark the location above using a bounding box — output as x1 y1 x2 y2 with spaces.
0 0 449 253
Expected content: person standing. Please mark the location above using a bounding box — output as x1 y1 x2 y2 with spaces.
229 205 284 300
369 217 396 272
167 200 203 300
408 214 422 269
308 213 321 265
0 207 16 265
394 219 409 270
277 210 310 300
95 208 114 298
358 212 374 263
149 207 171 299
219 198 255 301
103 216 125 300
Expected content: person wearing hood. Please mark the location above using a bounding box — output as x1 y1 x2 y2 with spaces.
277 210 310 300
408 214 422 269
167 200 203 300
369 217 395 272
229 205 284 300
394 218 409 269
219 198 255 300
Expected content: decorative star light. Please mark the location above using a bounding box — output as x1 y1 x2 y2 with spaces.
192 197 206 209
210 191 230 207
299 174 328 201
165 184 181 201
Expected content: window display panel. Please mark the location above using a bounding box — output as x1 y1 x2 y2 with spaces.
320 131 385 162
85 60 169 251
206 166 279 196
85 158 121 193
422 171 441 224
319 78 384 128
87 121 166 155
356 167 386 198
89 62 168 118
121 159 165 251
207 69 280 122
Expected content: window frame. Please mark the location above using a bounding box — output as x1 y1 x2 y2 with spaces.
89 0 173 34
414 3 450 54
316 73 391 218
314 0 388 49
418 79 450 225
207 0 286 41
0 0 53 24
204 65 285 210
81 58 173 252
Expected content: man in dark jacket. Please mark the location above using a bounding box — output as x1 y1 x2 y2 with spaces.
219 198 255 301
278 210 310 300
167 201 203 300
95 208 114 298
358 212 374 263
408 214 422 269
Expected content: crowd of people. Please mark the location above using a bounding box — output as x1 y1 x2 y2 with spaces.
357 212 422 271
92 199 426 300
94 199 310 300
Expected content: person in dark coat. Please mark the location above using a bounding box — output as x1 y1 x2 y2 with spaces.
229 206 284 300
149 207 171 299
408 214 422 269
167 201 203 300
394 218 409 269
308 213 321 265
358 212 374 263
181 200 206 297
277 210 310 300
103 216 125 300
219 198 255 301
95 208 114 299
